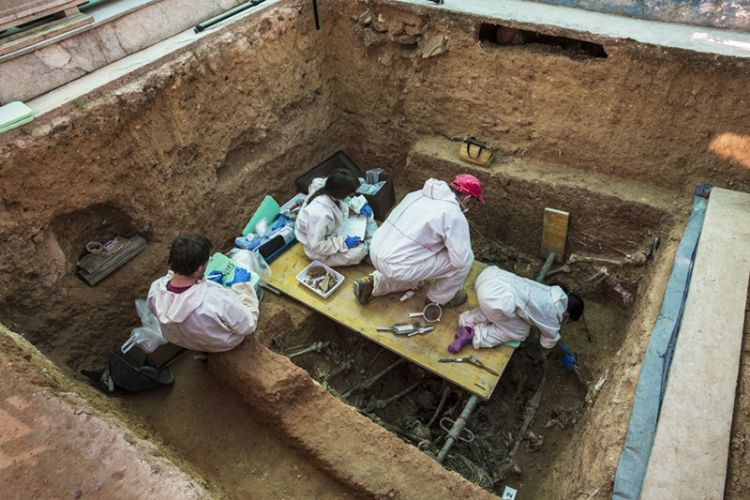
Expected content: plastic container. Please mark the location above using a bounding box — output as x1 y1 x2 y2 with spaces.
296 261 345 299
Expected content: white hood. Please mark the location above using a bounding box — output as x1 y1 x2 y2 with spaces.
421 178 458 203
371 178 473 271
148 271 209 323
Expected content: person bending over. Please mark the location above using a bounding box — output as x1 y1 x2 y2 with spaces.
295 168 375 267
448 266 583 356
353 174 484 308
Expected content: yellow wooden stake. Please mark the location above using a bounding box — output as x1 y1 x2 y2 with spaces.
541 208 569 263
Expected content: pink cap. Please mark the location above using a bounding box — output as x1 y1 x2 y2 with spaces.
450 174 485 204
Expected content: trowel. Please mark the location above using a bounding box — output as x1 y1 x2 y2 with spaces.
376 323 434 337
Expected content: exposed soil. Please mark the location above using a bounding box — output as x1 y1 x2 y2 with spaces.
279 240 632 498
117 355 362 499
0 0 749 497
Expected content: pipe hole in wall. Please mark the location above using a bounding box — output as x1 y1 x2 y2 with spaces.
478 23 607 60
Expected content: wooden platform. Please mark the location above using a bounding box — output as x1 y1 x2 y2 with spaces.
264 244 514 400
641 187 750 499
0 12 93 57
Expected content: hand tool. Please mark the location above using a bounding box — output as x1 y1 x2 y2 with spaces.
438 356 499 376
376 323 434 336
407 302 443 323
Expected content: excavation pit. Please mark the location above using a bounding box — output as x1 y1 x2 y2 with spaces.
2 0 750 498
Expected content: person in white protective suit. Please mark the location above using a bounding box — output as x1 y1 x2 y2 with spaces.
447 265 584 355
147 234 259 352
295 168 376 267
353 174 485 307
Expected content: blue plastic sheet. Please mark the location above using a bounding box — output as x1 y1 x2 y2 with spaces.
612 185 710 499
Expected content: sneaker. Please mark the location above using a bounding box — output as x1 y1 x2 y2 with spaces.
81 368 116 394
353 275 374 305
445 290 468 308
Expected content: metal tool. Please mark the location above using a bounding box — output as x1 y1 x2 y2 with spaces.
407 302 443 323
376 323 434 337
438 356 499 376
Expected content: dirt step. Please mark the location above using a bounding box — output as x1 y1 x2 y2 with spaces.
209 297 496 499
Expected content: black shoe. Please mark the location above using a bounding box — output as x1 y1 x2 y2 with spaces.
81 368 116 394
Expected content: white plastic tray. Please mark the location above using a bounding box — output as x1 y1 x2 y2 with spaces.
296 261 345 299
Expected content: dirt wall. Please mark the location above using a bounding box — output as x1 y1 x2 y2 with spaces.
0 0 335 366
324 0 750 199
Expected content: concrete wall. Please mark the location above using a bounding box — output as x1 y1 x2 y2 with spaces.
0 0 244 103
531 0 750 31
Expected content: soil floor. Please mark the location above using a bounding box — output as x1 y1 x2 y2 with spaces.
115 355 362 499
280 241 631 498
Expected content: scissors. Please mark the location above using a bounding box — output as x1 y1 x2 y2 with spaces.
438 356 499 376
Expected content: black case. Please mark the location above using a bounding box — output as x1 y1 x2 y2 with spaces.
295 151 396 221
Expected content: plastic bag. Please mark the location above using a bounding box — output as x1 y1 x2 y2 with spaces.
121 299 166 354
227 248 271 278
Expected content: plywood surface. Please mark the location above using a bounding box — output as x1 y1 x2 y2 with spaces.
264 243 514 399
641 187 750 500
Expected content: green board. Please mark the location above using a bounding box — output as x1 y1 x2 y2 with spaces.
204 252 259 287
242 195 280 237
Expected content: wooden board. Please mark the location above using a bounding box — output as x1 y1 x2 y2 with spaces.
0 0 82 31
541 207 569 263
0 12 93 57
264 243 514 399
641 187 750 499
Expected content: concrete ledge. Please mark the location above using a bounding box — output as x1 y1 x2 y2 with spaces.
0 325 209 498
209 297 496 499
0 0 244 102
641 187 750 499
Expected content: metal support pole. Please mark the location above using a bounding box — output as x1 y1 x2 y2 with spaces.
437 394 480 463
311 0 320 29
536 251 556 282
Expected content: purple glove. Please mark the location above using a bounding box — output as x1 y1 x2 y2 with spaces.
225 267 251 287
448 326 474 354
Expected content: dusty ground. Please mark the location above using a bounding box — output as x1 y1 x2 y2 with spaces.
279 239 636 498
0 326 211 499
118 355 362 499
0 0 749 497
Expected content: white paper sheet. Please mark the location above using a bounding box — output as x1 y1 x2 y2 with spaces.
338 215 368 239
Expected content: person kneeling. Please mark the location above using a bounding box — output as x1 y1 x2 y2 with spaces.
295 168 375 267
448 266 583 357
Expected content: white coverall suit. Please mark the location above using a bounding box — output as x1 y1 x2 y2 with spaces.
294 193 374 267
459 266 567 349
369 178 474 305
147 272 259 352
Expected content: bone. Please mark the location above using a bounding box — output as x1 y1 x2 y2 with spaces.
288 341 330 359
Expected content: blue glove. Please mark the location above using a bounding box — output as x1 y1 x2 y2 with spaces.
344 235 362 249
206 270 224 284
225 267 251 287
560 343 576 371
360 204 373 217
